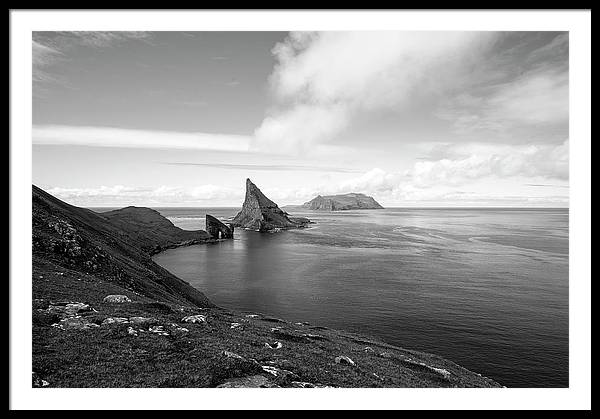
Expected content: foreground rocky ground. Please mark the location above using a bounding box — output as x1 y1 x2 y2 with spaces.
31 185 501 388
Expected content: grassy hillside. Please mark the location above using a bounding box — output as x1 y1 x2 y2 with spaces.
31 185 501 388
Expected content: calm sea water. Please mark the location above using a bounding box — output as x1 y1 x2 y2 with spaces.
149 207 568 388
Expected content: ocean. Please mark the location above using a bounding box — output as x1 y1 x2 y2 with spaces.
147 207 568 388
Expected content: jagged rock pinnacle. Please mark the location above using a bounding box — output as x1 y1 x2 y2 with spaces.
232 179 310 232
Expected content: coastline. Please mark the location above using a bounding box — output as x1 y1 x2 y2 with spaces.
32 185 502 388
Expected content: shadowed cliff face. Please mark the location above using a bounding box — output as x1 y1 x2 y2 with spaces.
232 179 310 232
206 214 234 239
32 185 213 308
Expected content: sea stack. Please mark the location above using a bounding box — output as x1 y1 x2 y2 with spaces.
303 193 384 211
232 178 310 232
205 214 234 239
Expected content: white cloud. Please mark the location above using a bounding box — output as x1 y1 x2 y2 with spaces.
45 136 570 208
409 140 569 187
253 31 495 152
276 139 570 205
253 104 348 154
47 184 243 206
436 68 569 136
33 125 252 153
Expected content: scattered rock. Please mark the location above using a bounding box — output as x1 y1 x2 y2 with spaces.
290 381 332 388
148 325 169 336
32 372 49 388
181 314 206 323
217 375 279 388
290 381 316 388
260 365 300 384
127 327 138 336
101 317 129 325
230 322 242 329
128 316 156 326
429 366 451 378
335 356 356 366
405 361 451 379
264 341 283 350
103 295 131 303
261 365 279 376
47 302 93 318
52 317 100 330
168 323 189 333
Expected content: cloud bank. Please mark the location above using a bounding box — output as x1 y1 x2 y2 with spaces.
252 31 496 153
33 125 252 153
47 138 568 207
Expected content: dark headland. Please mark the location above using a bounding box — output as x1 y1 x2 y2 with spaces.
31 183 501 388
303 193 384 211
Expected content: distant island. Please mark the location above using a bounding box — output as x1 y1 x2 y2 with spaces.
303 193 384 211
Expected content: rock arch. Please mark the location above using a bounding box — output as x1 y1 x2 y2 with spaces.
206 214 234 239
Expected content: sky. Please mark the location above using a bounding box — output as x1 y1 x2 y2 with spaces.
32 31 569 207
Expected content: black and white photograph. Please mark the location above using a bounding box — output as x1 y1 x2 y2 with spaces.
9 9 591 410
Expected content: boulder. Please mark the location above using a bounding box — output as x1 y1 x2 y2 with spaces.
103 295 131 303
335 356 356 366
128 316 156 326
52 317 100 330
290 381 332 388
264 341 283 349
47 302 93 318
181 314 206 323
32 372 50 388
148 325 169 336
101 317 130 325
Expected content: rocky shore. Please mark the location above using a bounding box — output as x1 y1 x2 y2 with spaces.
31 184 501 388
